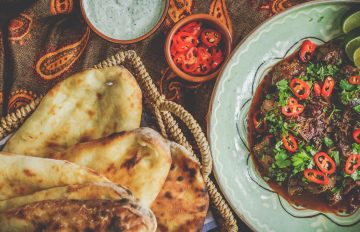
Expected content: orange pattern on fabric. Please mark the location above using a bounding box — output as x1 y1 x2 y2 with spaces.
8 89 37 113
158 68 201 101
166 0 193 26
8 14 32 45
259 0 292 17
50 0 73 15
35 27 90 81
209 0 233 36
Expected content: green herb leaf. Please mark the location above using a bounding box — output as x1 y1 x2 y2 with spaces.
351 169 360 181
291 151 311 174
331 186 341 194
354 105 360 113
276 79 292 106
352 143 360 154
275 152 291 168
340 79 354 91
305 145 317 156
324 137 334 148
306 63 339 82
329 150 340 166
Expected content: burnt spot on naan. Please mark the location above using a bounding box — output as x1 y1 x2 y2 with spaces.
87 110 95 118
98 131 128 146
45 141 62 149
121 151 141 170
170 163 176 171
164 191 173 199
96 93 103 100
23 169 36 177
106 163 116 173
79 134 92 143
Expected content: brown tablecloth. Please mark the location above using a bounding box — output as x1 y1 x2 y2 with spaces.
0 0 310 231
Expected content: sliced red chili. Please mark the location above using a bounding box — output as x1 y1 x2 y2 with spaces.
314 152 336 174
211 55 223 70
321 76 335 97
299 40 317 63
171 40 178 56
281 97 304 117
185 47 198 64
197 46 212 63
179 21 202 36
282 134 298 153
345 154 360 175
175 31 198 47
290 78 310 100
181 62 198 73
180 49 198 73
201 29 222 47
349 75 360 85
281 104 304 117
209 47 222 58
173 53 185 66
252 111 267 133
304 169 329 185
208 47 223 70
354 129 360 143
193 60 211 75
313 82 321 96
287 97 298 106
174 41 194 53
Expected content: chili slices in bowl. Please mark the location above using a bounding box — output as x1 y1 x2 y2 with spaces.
170 21 224 76
164 14 232 83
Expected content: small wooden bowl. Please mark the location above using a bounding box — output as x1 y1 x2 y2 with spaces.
80 0 169 44
165 14 232 83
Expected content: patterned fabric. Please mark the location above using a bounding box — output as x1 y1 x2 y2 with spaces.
0 0 310 230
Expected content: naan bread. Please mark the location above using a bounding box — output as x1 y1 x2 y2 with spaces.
51 127 172 207
151 142 209 232
0 153 109 200
0 199 157 232
0 182 133 213
3 66 142 157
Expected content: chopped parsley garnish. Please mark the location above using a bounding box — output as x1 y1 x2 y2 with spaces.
339 79 360 112
265 109 299 136
272 141 291 169
306 63 339 82
352 143 360 154
276 79 292 106
329 150 340 166
291 150 312 174
324 137 334 148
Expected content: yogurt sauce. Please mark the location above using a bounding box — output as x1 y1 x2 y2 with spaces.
82 0 166 40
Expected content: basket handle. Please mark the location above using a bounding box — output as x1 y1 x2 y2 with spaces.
159 100 212 178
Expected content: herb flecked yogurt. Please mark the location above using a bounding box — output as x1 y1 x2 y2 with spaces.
82 0 166 41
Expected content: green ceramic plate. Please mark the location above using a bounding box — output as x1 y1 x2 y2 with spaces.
208 1 360 231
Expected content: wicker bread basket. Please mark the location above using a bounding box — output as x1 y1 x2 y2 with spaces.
0 50 238 232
